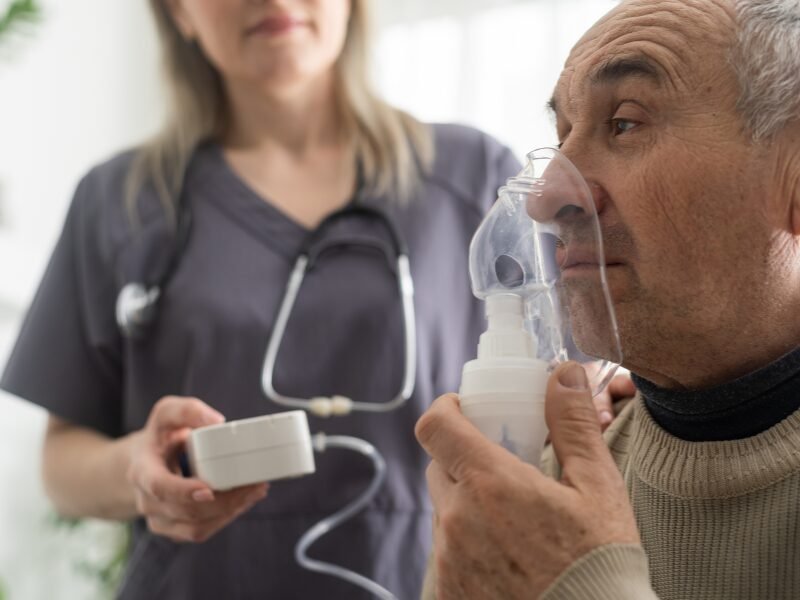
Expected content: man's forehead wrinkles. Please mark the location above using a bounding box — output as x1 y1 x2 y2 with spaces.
553 37 694 115
562 0 736 89
614 0 737 43
549 2 720 121
600 25 697 70
553 0 741 117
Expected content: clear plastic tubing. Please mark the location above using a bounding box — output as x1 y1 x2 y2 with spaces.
296 433 397 600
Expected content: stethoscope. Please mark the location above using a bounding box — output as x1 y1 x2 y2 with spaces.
115 163 417 418
261 203 417 417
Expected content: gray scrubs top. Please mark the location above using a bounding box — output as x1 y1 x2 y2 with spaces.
1 123 520 600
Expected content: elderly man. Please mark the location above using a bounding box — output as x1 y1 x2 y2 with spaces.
416 0 800 598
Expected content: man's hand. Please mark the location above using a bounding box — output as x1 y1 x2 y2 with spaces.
593 372 637 431
415 362 640 599
127 396 269 543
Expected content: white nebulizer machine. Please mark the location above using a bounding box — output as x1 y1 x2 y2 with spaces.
186 411 316 490
460 147 622 466
186 411 393 599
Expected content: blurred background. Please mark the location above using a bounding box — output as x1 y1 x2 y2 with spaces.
0 0 615 597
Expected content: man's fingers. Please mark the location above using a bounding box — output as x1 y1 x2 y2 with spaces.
593 373 637 431
426 462 455 515
416 394 518 482
592 390 614 429
545 362 618 488
607 374 637 401
150 396 225 436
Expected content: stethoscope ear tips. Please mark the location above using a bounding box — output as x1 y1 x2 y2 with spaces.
116 282 161 340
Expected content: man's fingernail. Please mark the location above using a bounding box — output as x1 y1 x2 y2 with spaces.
600 410 613 424
559 363 589 390
192 489 214 502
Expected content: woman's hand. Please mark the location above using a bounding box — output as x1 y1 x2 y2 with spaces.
126 396 269 543
593 373 637 432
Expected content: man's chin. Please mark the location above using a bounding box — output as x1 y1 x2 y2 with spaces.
557 264 639 360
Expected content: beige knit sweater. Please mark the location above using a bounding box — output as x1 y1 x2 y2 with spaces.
422 395 800 599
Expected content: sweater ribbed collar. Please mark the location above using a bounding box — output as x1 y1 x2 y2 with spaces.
632 345 800 441
624 346 800 498
626 396 800 498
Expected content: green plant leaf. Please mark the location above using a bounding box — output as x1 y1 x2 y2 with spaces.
0 0 42 43
45 512 131 599
47 512 83 530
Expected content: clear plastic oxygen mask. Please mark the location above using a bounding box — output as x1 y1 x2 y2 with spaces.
459 147 622 466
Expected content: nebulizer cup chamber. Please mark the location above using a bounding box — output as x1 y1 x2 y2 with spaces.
459 148 622 467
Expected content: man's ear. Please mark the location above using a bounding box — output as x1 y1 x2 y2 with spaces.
788 143 800 237
163 0 196 41
772 122 800 236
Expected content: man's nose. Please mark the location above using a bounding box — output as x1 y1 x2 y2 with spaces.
524 159 606 224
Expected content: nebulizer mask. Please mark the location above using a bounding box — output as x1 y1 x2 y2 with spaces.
459 147 622 466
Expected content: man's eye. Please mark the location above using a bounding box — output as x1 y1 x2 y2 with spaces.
611 119 639 135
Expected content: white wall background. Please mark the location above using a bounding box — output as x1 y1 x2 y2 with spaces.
0 1 616 598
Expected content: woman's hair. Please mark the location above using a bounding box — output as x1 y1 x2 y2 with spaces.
127 0 433 223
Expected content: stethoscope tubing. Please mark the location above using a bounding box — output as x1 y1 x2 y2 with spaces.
261 243 417 415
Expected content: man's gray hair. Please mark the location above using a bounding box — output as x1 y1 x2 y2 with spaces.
732 0 800 139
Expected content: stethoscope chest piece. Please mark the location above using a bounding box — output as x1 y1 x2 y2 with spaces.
115 282 161 340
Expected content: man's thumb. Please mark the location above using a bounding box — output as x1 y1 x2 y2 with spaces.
545 362 614 486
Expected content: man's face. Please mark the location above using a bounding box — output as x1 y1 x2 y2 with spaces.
550 0 788 386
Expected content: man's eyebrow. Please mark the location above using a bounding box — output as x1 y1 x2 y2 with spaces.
546 56 662 117
590 56 662 86
546 96 558 116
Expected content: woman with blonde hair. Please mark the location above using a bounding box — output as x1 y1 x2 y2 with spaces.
1 0 520 597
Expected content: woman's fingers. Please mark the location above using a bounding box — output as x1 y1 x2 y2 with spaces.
146 491 265 543
141 483 269 541
130 451 213 505
132 453 268 520
148 396 224 439
132 395 272 542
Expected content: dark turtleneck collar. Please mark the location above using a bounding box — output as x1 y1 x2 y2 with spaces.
633 345 800 441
